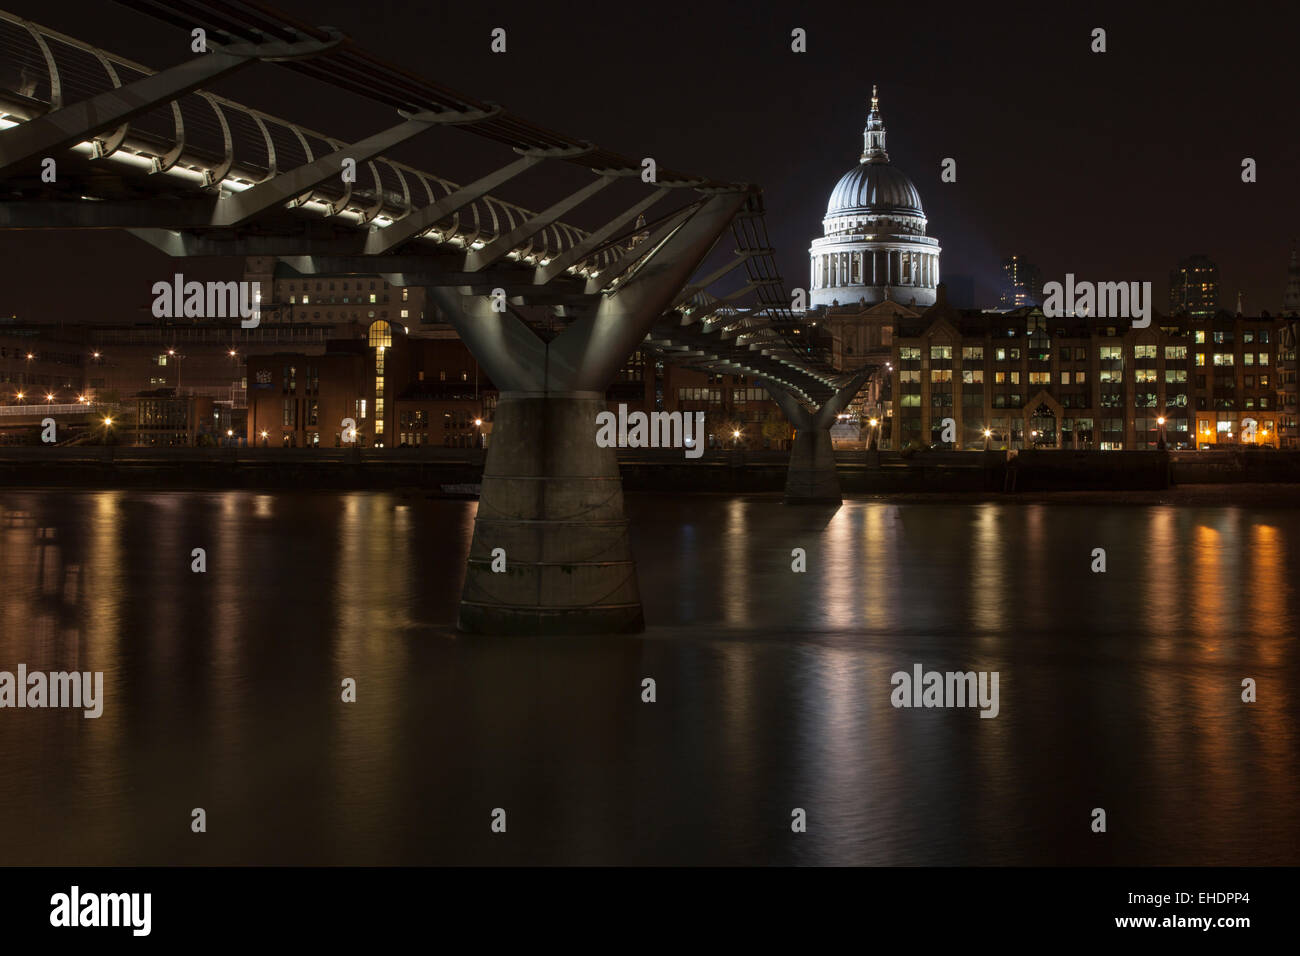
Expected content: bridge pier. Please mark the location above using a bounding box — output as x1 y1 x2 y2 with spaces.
760 366 872 505
784 425 843 504
434 189 749 634
459 391 642 634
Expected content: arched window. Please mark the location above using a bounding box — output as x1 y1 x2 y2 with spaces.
367 320 393 348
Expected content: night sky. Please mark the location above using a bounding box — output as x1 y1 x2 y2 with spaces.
2 0 1298 322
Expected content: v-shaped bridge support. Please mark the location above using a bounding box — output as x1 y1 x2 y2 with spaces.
759 366 873 505
427 188 750 634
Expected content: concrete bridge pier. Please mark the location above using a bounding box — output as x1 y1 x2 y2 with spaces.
460 389 639 633
760 366 872 505
433 189 749 634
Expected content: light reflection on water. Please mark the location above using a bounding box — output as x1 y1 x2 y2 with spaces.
0 490 1295 865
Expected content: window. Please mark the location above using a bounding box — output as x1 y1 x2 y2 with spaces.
1195 353 1206 367
1213 353 1234 366
1029 372 1051 385
961 369 983 384
1165 369 1188 383
930 346 952 360
1165 346 1187 360
1194 331 1206 344
1075 371 1088 384
1099 346 1122 361
157 354 168 366
899 347 922 361
962 347 984 360
282 399 295 427
1135 345 1157 359
1060 372 1071 385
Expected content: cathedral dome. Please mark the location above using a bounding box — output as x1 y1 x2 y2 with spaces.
826 163 923 218
808 86 941 310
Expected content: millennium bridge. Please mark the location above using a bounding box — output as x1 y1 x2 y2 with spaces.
0 0 876 633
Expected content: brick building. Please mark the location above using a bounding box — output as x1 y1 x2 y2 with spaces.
886 288 1296 451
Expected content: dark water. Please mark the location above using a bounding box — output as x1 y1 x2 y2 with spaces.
0 490 1296 865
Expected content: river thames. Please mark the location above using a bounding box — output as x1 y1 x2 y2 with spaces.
0 490 1296 865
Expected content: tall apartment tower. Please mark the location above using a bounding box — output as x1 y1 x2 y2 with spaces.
999 256 1042 308
1169 255 1219 317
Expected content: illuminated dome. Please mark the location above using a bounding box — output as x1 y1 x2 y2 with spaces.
826 163 923 218
809 86 941 309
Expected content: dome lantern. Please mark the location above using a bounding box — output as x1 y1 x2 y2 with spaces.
861 84 888 163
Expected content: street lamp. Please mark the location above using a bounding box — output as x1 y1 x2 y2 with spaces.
868 417 879 451
1156 415 1167 450
983 427 992 451
168 348 185 392
260 429 268 447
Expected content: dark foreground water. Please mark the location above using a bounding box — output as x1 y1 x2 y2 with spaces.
0 489 1296 865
